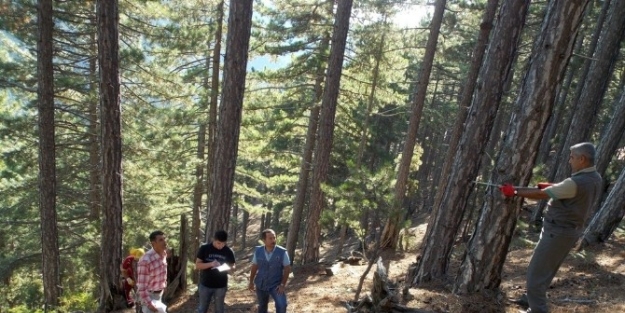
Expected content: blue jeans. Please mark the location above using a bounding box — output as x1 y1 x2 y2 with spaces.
255 287 287 313
198 283 227 313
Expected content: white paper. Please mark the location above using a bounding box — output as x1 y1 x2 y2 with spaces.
216 263 231 272
151 299 167 313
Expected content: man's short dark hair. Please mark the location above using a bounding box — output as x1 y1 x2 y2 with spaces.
149 230 165 242
261 229 275 240
214 230 228 242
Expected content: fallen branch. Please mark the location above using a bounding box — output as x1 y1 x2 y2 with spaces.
554 298 596 305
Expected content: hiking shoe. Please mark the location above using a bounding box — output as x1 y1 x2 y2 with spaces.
509 293 529 308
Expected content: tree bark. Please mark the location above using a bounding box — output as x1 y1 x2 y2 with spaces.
206 0 253 239
380 0 447 250
89 25 101 221
553 0 625 181
411 0 530 286
37 0 61 308
241 209 249 249
286 0 332 263
302 0 353 264
193 1 223 282
543 0 610 194
97 0 124 310
595 88 625 176
587 88 625 216
163 214 188 301
432 0 499 213
455 0 589 293
203 0 224 245
581 165 625 248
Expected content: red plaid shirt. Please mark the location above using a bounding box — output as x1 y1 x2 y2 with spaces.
136 248 167 305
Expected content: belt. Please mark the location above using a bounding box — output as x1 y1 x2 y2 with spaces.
149 290 162 293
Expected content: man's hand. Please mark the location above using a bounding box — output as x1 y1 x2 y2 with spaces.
148 303 158 312
126 277 135 286
499 183 516 197
248 281 255 292
277 284 286 294
537 182 553 189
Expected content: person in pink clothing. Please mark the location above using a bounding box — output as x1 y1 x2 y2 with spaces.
120 248 145 307
136 230 168 313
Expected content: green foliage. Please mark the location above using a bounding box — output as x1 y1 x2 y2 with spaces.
0 269 44 312
59 291 98 312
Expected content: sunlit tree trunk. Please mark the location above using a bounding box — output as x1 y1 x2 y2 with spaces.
203 0 224 245
433 0 498 210
380 0 447 249
455 0 589 293
206 0 253 238
285 21 330 261
88 23 101 221
302 0 353 264
193 1 223 282
37 0 61 308
97 0 124 310
411 0 530 286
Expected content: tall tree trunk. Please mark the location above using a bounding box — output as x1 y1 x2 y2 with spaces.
302 0 353 264
581 165 625 248
192 4 222 281
89 25 101 221
97 0 124 310
190 50 208 284
543 0 608 187
355 18 387 237
595 88 625 176
206 0 253 239
380 0 447 249
537 26 586 166
37 0 60 308
411 0 530 286
587 88 625 216
455 0 589 293
260 212 266 231
553 0 625 181
286 0 333 263
265 203 272 231
433 0 499 213
204 0 225 241
231 201 239 247
241 209 249 249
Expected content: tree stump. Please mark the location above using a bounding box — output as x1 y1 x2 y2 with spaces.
163 214 189 302
348 257 432 313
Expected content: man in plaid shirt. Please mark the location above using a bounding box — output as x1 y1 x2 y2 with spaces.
136 230 168 312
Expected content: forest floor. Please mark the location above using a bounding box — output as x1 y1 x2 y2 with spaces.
117 209 625 313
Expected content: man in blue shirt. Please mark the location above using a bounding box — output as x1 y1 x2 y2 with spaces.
195 230 236 313
248 229 291 313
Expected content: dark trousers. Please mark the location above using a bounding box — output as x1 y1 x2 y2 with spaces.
526 227 578 313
